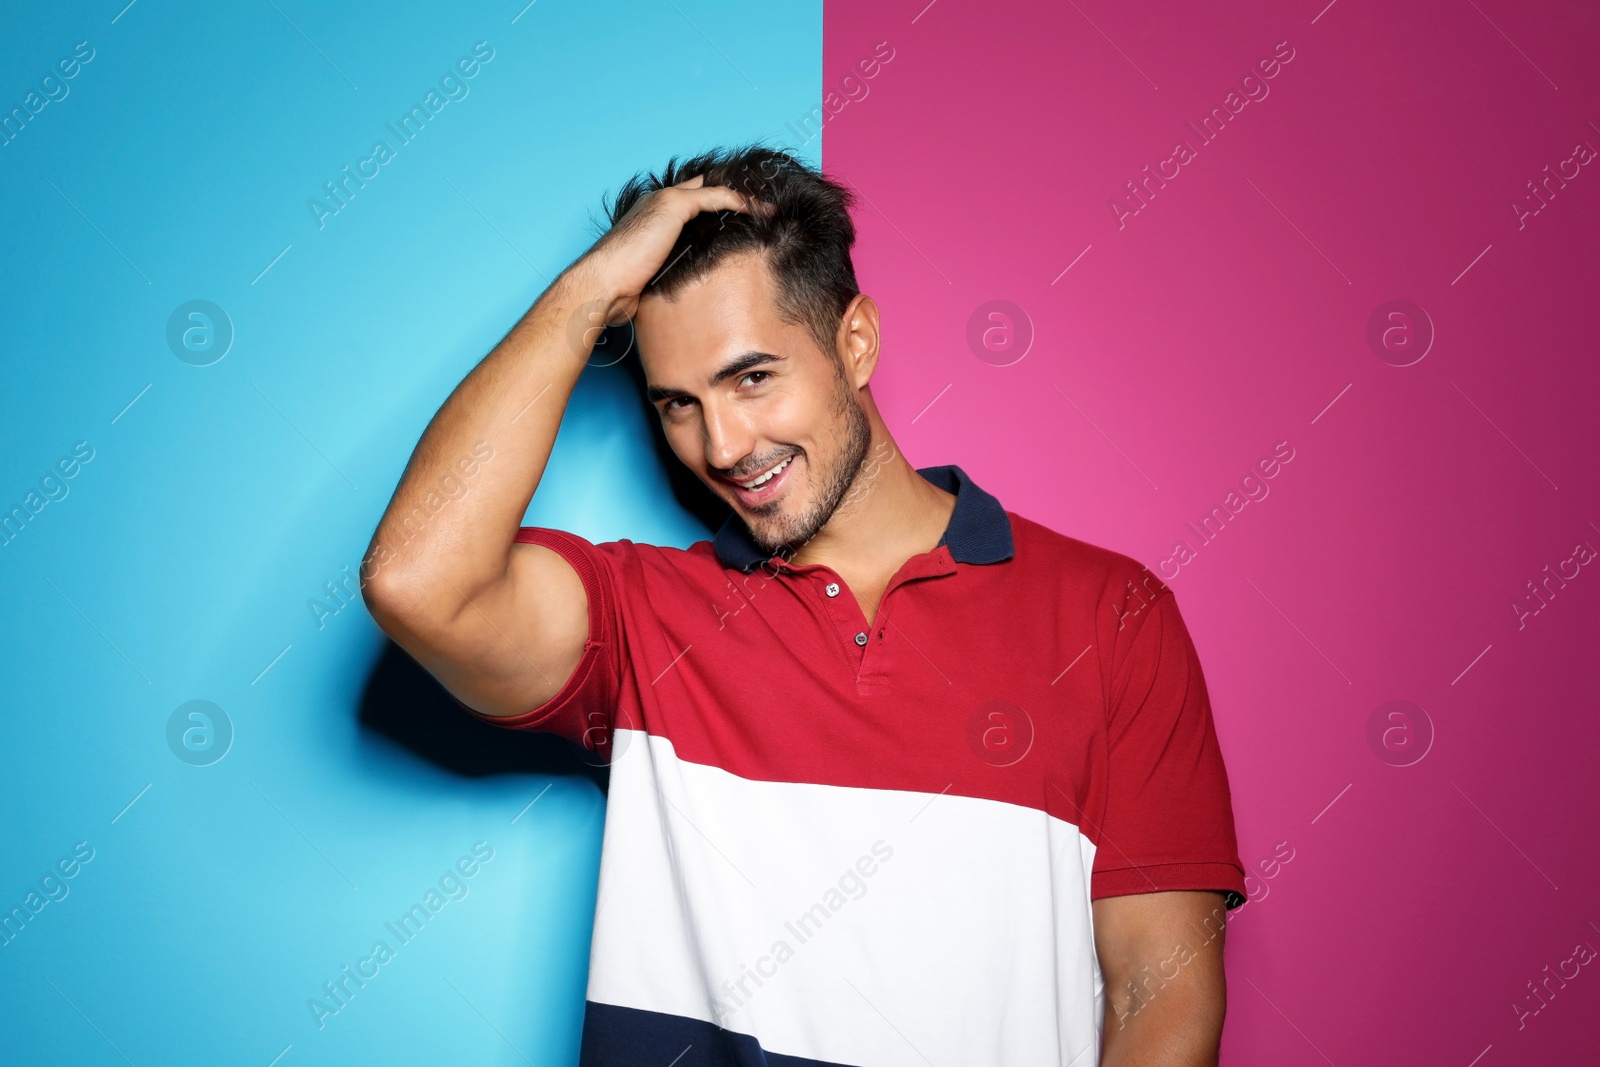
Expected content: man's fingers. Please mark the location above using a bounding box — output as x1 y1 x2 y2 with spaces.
582 173 775 314
661 173 774 218
667 183 766 218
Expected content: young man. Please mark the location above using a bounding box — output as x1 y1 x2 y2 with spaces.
363 146 1248 1066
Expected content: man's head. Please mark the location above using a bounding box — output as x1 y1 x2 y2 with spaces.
604 146 880 558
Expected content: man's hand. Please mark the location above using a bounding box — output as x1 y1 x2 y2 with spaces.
584 174 771 326
1094 891 1230 1066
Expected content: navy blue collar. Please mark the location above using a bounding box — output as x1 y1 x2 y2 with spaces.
712 463 1014 573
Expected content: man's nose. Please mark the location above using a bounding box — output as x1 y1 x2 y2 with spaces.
702 400 755 474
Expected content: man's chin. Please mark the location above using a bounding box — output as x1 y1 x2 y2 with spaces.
746 523 795 558
745 512 814 560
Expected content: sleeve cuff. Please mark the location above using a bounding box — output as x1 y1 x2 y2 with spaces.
1092 860 1249 911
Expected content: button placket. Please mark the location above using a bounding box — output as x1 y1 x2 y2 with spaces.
857 555 956 678
803 550 957 685
815 572 870 666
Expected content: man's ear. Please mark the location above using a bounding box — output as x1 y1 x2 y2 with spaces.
836 293 881 389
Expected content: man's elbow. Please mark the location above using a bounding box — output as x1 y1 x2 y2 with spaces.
360 562 433 636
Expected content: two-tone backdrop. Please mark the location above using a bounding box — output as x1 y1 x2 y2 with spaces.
2 0 1596 1064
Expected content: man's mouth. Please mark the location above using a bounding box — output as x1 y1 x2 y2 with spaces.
725 454 796 505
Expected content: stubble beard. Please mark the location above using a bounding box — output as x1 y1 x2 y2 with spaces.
747 362 873 560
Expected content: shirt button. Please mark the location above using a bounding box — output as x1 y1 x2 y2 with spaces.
854 632 868 646
825 582 840 597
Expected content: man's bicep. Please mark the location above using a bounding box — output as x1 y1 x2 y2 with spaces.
1093 890 1229 979
443 540 590 717
1093 890 1230 1043
422 528 624 741
383 538 584 724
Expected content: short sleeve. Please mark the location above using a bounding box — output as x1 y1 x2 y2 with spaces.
453 526 628 757
1091 570 1248 910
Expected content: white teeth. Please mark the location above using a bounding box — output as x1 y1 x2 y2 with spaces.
740 455 792 490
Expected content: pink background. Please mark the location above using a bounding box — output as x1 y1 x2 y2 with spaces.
825 0 1600 1062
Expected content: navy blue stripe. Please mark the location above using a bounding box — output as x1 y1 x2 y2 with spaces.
713 462 1014 573
581 1001 860 1067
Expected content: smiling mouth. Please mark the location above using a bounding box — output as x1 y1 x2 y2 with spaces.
735 454 793 489
724 453 797 504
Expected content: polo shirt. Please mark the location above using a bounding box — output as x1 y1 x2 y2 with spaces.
467 463 1247 1066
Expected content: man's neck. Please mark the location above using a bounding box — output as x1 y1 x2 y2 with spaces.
788 439 957 580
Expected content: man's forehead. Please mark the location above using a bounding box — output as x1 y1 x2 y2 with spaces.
637 256 798 380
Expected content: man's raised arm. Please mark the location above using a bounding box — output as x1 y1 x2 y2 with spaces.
360 176 763 718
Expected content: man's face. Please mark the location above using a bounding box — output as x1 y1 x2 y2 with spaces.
634 250 872 558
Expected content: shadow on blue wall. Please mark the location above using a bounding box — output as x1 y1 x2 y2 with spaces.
358 324 730 794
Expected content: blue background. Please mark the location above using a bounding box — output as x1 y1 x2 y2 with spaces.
0 2 818 1063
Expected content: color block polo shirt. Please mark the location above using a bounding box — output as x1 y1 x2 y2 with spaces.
468 463 1246 1066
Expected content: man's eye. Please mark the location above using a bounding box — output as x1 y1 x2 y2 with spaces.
741 371 770 387
663 397 690 412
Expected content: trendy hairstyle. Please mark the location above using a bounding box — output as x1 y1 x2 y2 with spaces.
603 144 860 361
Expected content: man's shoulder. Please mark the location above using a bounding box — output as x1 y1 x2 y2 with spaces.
1005 510 1164 591
593 533 733 583
518 526 730 584
1004 510 1176 633
632 536 723 568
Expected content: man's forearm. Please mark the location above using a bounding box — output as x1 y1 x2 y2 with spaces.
361 261 608 606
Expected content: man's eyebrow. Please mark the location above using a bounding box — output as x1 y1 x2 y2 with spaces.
646 351 787 404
